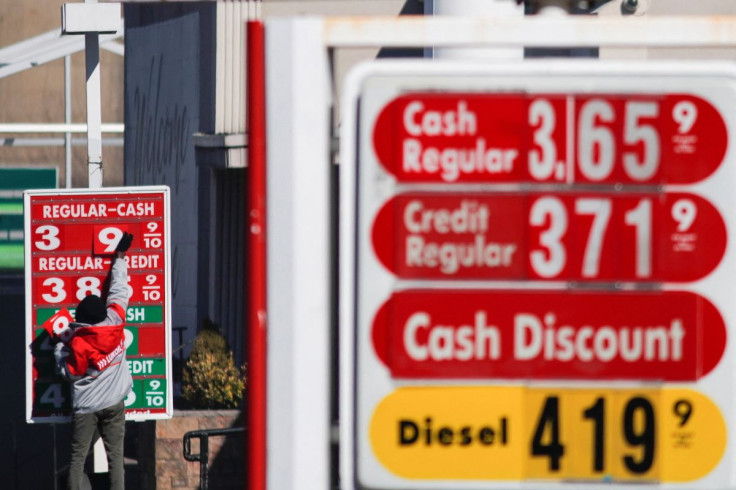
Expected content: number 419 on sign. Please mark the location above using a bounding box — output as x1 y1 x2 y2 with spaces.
525 388 725 483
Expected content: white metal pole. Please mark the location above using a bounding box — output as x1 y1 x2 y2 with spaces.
64 54 72 189
429 0 524 59
265 17 331 490
85 30 103 188
83 0 106 470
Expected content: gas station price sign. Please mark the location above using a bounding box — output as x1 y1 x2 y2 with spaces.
343 62 736 489
24 186 172 423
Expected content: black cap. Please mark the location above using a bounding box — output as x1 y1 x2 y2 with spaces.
76 295 107 324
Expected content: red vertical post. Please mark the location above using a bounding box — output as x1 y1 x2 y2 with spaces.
246 19 267 490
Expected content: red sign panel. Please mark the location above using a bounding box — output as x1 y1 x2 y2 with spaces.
32 272 165 318
26 188 171 422
372 290 726 381
372 93 726 185
371 192 726 282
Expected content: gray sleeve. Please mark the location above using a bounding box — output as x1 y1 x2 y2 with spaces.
54 343 81 381
107 256 129 311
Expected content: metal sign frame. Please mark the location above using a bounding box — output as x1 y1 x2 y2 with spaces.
24 185 173 423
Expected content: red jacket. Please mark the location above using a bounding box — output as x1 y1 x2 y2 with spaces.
66 303 127 377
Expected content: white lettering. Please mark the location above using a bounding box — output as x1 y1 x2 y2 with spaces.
402 100 477 137
514 312 686 363
36 256 105 272
405 235 516 274
127 359 155 374
403 311 500 362
126 254 160 269
404 312 429 361
403 200 489 235
576 327 594 361
402 138 519 182
116 202 156 217
41 203 108 219
127 308 145 322
95 339 125 371
670 319 684 360
404 102 424 136
514 314 543 360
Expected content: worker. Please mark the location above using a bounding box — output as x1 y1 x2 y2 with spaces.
54 232 134 490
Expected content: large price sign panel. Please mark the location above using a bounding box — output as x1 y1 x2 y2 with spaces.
343 62 736 489
24 186 172 423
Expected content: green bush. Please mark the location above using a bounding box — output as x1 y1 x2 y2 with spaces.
182 320 246 409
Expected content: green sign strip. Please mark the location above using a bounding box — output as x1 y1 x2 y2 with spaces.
36 305 163 326
7 168 56 270
0 201 23 214
125 377 167 410
127 357 166 376
125 305 163 324
0 244 23 267
0 168 56 190
125 326 139 355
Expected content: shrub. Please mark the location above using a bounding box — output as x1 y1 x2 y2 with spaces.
182 320 245 409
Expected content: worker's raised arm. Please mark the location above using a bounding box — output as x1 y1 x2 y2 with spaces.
107 232 134 315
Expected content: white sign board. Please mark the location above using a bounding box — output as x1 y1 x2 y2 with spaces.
25 186 172 422
341 60 736 488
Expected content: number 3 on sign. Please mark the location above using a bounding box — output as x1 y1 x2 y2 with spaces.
34 225 61 251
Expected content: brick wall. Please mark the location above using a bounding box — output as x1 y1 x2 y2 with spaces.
135 409 244 489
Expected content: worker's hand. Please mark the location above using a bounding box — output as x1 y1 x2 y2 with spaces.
116 232 134 254
53 341 69 363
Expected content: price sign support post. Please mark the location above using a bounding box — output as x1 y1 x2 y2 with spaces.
24 186 173 423
61 1 122 189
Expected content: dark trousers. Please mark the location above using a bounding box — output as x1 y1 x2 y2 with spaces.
68 401 126 490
